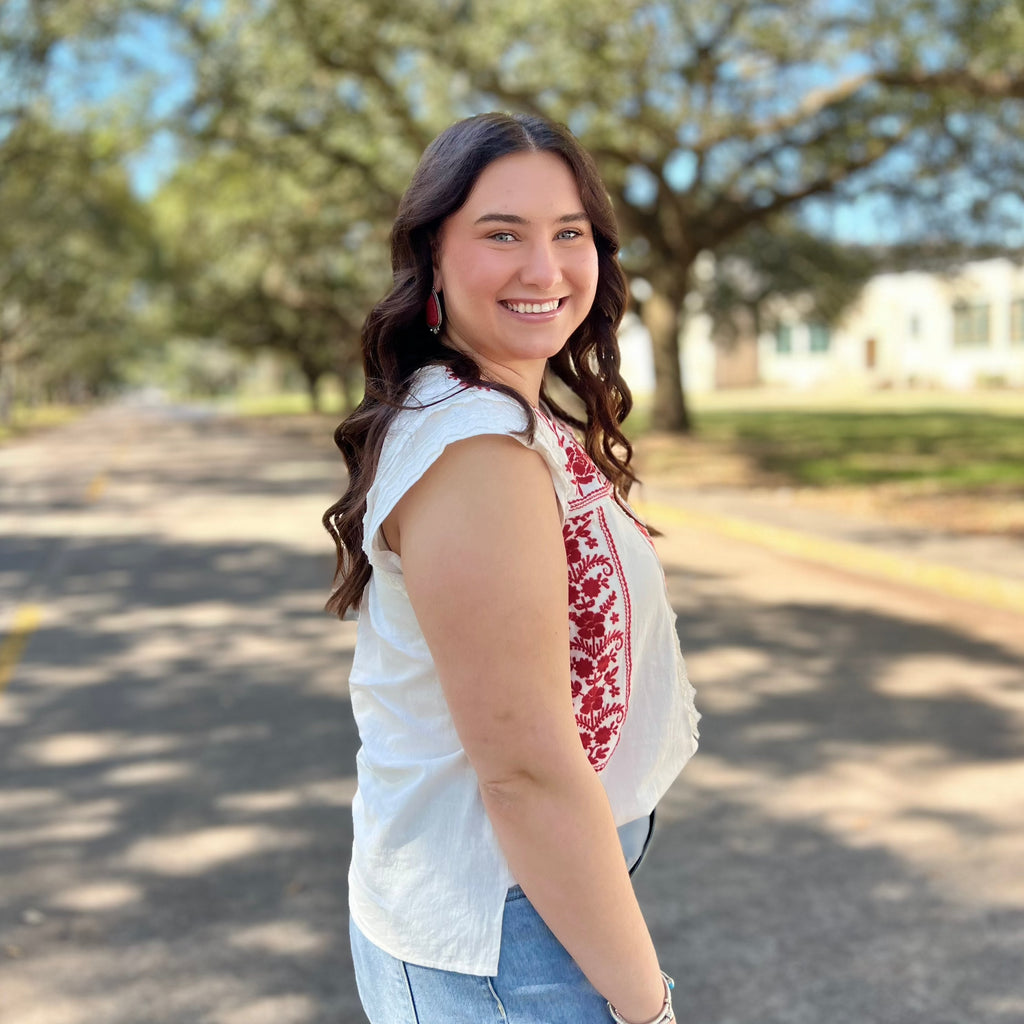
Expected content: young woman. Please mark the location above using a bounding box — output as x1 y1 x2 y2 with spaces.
324 112 699 1024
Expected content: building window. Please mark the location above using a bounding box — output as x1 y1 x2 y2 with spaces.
775 325 792 354
1011 298 1024 344
808 324 831 353
953 301 990 346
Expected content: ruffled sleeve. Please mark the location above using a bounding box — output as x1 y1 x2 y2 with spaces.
363 369 571 572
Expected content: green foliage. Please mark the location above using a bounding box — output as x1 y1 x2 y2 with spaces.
0 111 158 413
152 143 388 410
121 336 248 399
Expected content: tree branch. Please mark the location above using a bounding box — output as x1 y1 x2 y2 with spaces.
701 126 913 246
877 67 1024 100
693 71 875 153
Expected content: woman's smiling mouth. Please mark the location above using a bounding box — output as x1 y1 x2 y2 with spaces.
499 298 564 314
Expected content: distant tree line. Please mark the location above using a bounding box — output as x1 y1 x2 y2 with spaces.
2 0 1022 427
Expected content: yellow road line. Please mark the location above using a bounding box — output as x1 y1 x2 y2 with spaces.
85 473 107 502
0 604 43 694
637 501 1024 616
2 454 114 694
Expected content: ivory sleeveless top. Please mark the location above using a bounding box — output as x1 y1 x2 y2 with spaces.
346 364 700 975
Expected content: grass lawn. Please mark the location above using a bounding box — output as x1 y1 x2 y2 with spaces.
225 380 350 418
0 404 85 444
692 408 1024 490
226 392 335 417
629 392 1024 535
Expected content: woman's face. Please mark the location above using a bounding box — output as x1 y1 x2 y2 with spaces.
433 150 599 399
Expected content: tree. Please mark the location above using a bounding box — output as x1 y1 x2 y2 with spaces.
10 0 1024 428
0 0 167 417
153 147 387 411
0 112 156 418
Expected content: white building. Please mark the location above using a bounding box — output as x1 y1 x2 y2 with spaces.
623 258 1024 394
759 258 1024 391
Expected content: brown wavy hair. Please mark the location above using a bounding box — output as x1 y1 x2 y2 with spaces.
323 112 637 617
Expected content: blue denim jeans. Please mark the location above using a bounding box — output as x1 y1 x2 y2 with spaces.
350 814 656 1024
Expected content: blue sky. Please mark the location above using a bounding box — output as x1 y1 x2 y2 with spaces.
47 10 193 196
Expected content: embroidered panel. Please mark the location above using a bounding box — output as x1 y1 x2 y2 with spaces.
564 506 632 771
544 414 639 770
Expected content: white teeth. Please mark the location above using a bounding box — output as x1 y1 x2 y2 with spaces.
503 299 560 314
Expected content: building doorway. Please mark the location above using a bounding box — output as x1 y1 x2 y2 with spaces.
865 337 877 370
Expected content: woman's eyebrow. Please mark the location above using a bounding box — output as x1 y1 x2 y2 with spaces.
473 211 589 225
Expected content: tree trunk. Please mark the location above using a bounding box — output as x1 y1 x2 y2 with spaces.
336 356 362 415
0 338 12 427
643 290 692 433
301 365 322 413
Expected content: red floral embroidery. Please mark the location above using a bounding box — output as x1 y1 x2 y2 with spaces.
563 507 631 770
549 413 658 554
564 446 597 488
536 416 634 769
540 414 613 513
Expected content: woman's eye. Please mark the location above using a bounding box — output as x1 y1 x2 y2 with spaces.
489 231 516 242
557 228 584 240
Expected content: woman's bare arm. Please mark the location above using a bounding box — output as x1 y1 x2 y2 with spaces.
390 433 666 1023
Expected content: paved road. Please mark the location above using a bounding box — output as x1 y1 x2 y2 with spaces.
1 403 1022 1024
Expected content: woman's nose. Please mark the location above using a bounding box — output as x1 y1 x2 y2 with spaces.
519 241 562 290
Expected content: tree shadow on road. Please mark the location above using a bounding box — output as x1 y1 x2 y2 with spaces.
638 797 1024 1024
672 574 1022 768
640 562 1024 1024
1 534 363 1024
2 491 1023 1022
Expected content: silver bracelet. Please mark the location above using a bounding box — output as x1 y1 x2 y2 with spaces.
607 971 675 1024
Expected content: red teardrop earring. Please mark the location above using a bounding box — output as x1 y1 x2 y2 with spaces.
426 289 443 335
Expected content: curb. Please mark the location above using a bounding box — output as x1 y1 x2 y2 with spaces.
636 501 1024 616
